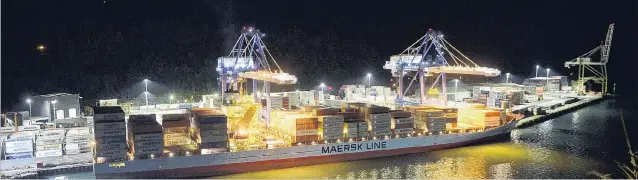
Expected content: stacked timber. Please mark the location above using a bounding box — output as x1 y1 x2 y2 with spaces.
93 106 128 163
192 109 229 155
127 114 164 160
35 129 64 157
162 113 199 157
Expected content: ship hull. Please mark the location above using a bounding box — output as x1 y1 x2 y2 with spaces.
94 120 517 179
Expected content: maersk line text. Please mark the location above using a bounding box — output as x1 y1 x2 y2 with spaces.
321 141 387 154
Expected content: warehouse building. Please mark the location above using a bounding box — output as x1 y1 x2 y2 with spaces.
29 93 82 122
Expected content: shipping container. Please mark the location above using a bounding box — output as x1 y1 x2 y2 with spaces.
95 135 127 144
93 106 125 123
36 144 62 151
36 149 63 157
96 142 127 152
390 110 412 119
94 122 126 131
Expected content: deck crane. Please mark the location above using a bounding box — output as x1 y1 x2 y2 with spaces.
217 26 297 129
565 23 614 95
384 29 501 106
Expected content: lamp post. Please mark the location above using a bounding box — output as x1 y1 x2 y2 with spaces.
144 79 149 108
454 79 459 94
506 73 510 83
26 99 32 117
320 83 325 94
536 65 540 77
546 68 551 85
169 95 174 104
367 73 372 87
51 100 58 120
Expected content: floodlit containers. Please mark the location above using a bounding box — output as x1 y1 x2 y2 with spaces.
313 108 340 116
193 109 229 154
457 109 501 127
35 136 63 157
508 90 524 105
413 110 445 133
368 113 391 138
93 106 128 163
357 121 369 138
4 138 34 159
127 114 164 159
344 121 359 139
162 113 196 150
391 117 414 135
318 115 344 141
272 115 319 144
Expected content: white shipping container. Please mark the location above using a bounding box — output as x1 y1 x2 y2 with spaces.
65 136 90 143
66 127 91 136
295 129 318 136
164 137 193 146
65 143 80 150
395 128 414 134
96 148 128 157
322 122 344 128
164 133 190 139
39 129 66 137
9 133 36 140
200 135 228 143
94 128 126 137
36 144 62 151
134 133 163 141
133 139 163 148
94 122 126 130
36 138 63 145
5 139 34 154
394 117 414 124
133 146 163 154
319 115 344 123
96 142 127 151
36 149 63 157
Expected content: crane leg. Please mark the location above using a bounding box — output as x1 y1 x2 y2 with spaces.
441 72 447 106
419 70 426 104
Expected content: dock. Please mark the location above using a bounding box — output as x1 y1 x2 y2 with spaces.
515 95 605 128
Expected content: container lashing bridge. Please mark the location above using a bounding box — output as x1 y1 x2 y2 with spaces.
217 26 297 127
384 29 501 106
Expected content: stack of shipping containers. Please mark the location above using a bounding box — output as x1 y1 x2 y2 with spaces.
4 132 35 160
162 113 198 157
64 127 91 155
366 106 391 139
35 129 64 157
341 112 362 141
316 108 344 142
93 107 128 163
487 91 506 108
274 115 319 145
412 109 445 134
390 110 413 137
127 114 164 160
457 108 501 128
192 109 229 155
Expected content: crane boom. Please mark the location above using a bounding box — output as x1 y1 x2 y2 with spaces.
601 23 614 63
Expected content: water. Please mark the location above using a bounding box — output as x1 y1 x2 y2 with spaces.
47 99 637 179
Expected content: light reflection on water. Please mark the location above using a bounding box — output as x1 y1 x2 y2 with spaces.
216 142 602 179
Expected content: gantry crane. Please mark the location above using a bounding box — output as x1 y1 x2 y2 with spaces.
565 23 614 95
217 26 297 129
384 29 501 106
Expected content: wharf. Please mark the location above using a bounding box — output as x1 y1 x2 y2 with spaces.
0 153 93 179
515 95 604 128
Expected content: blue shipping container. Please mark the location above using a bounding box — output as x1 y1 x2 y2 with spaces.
201 141 228 149
178 104 193 109
6 153 33 160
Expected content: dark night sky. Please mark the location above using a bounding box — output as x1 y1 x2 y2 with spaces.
2 0 637 111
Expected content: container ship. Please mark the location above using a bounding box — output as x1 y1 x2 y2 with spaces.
91 92 520 179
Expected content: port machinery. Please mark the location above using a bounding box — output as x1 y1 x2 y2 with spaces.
384 29 501 106
216 26 297 137
565 23 614 95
